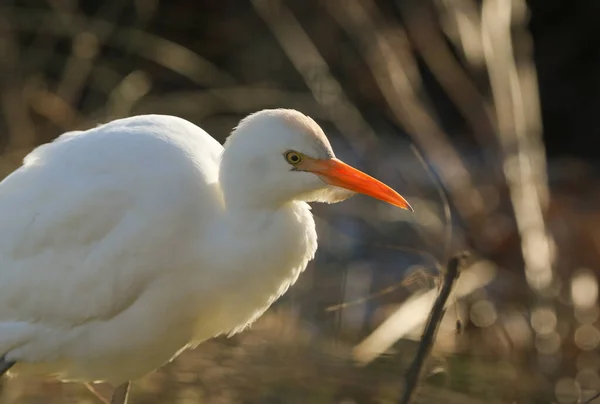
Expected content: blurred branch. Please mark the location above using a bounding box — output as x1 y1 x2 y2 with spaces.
325 279 414 313
0 8 36 159
410 143 452 261
7 7 235 88
435 0 486 69
481 0 554 290
84 383 110 404
328 0 489 245
51 0 129 105
101 87 323 124
580 391 600 404
106 70 153 119
313 212 444 272
110 383 130 404
251 0 380 154
400 252 467 404
353 258 496 364
397 0 501 166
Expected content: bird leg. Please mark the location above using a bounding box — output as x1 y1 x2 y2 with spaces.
110 382 130 404
0 357 15 403
0 357 15 376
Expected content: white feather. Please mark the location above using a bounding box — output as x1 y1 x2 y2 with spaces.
0 111 326 383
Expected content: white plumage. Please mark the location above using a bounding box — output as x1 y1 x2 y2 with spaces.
0 109 410 387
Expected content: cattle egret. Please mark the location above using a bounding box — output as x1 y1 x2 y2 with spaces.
0 109 411 402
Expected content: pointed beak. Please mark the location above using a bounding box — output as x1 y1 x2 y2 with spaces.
302 157 413 211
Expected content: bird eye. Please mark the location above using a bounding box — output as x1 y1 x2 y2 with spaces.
284 151 303 165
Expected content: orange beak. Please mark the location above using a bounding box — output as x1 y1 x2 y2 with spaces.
302 157 413 211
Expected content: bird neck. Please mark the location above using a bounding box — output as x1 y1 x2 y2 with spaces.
219 178 289 211
221 201 316 253
216 201 317 286
194 201 317 337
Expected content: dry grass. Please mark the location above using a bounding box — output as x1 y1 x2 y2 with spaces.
0 0 597 403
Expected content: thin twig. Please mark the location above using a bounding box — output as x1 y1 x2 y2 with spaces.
399 252 468 404
409 143 453 262
110 382 131 404
325 278 430 313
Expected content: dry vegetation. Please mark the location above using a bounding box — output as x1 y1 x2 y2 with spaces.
0 0 598 403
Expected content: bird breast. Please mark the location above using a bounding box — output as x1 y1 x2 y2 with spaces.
189 201 318 341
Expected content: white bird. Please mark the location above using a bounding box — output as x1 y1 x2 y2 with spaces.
0 109 411 402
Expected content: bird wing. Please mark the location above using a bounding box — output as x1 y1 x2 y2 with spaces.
0 115 224 328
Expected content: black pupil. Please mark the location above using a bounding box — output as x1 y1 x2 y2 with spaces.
290 154 299 162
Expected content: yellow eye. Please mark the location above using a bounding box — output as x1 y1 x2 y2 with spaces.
284 151 303 165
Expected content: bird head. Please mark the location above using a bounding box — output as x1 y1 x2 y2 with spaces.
219 109 412 211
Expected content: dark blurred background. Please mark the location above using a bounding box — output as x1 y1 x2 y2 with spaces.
1 0 599 403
